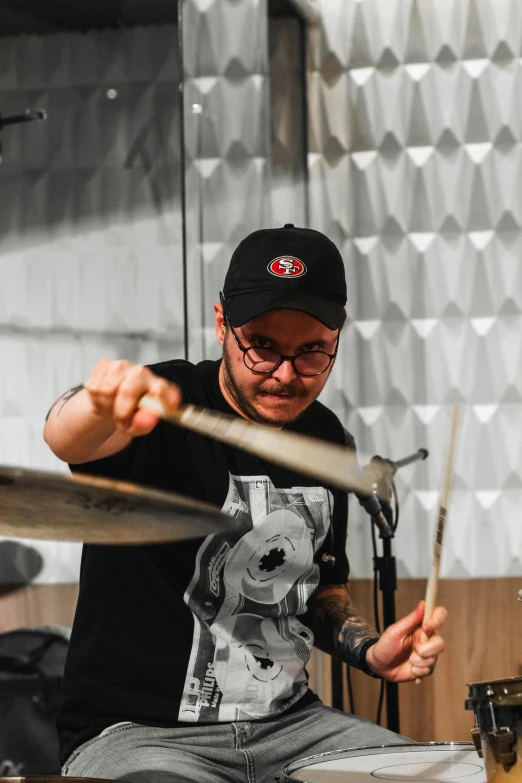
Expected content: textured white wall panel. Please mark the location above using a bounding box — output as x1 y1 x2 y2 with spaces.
311 0 522 578
0 329 181 584
183 0 275 363
183 4 308 363
0 24 184 583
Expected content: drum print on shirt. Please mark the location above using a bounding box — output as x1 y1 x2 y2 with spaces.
178 473 333 723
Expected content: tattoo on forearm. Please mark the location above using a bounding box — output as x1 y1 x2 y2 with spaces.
45 384 85 421
304 584 378 669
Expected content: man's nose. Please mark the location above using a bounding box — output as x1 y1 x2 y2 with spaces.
272 358 298 384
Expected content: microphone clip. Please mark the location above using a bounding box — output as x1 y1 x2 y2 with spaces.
357 491 393 539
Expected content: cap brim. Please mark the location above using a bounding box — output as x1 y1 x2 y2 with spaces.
226 290 345 331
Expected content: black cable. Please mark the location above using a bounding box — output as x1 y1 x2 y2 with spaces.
370 507 386 725
392 478 399 533
376 678 385 726
346 663 355 715
371 520 381 635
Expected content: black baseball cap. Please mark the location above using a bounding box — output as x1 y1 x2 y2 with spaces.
221 224 347 330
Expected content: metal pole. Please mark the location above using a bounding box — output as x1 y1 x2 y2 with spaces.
286 0 320 24
377 536 400 733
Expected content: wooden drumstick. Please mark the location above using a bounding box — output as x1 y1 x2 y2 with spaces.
138 395 381 496
416 405 460 684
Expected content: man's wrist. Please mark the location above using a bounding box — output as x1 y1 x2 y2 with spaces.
358 637 381 678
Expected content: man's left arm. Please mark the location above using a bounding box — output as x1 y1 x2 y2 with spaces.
304 583 447 682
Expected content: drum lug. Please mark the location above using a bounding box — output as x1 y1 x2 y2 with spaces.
470 727 483 758
486 727 517 769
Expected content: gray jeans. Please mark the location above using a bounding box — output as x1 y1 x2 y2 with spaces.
62 699 409 783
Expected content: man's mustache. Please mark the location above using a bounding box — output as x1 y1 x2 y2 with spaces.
257 385 308 398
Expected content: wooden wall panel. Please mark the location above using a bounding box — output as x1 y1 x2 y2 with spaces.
0 584 78 633
0 578 520 744
346 578 522 742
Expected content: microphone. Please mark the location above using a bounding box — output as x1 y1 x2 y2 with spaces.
0 110 47 130
354 448 429 539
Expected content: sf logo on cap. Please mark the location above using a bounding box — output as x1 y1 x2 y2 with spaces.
268 256 307 278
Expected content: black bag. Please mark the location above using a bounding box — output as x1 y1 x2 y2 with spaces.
0 627 69 776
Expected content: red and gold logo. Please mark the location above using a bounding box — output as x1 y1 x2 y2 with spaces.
267 256 307 278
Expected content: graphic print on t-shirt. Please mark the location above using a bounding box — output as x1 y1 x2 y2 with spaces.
178 473 332 723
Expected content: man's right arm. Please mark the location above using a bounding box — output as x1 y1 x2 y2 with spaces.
43 359 182 464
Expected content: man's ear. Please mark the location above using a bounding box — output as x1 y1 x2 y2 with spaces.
215 302 226 346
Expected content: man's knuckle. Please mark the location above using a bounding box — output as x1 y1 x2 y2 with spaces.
120 367 148 391
128 363 146 376
99 380 118 396
114 359 132 372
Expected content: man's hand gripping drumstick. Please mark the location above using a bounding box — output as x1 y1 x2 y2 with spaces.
44 360 182 464
414 405 460 684
44 360 375 495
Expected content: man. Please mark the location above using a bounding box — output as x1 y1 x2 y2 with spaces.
44 224 446 783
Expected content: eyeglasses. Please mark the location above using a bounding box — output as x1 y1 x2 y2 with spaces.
224 315 339 377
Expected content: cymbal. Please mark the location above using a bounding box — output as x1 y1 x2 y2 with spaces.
139 397 381 497
0 778 120 782
0 466 233 544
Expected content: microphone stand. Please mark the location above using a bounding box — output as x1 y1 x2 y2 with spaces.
375 501 400 733
359 448 428 734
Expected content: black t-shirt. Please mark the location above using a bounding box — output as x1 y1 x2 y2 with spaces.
57 359 352 763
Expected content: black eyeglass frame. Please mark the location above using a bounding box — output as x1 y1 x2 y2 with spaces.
220 293 340 377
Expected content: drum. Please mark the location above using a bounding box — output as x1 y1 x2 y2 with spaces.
283 742 485 783
467 677 522 783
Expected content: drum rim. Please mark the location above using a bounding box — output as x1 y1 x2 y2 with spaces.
467 675 522 688
283 741 478 778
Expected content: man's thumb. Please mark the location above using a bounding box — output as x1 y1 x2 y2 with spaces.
391 600 425 636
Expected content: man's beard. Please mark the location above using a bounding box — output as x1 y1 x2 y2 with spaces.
221 340 309 426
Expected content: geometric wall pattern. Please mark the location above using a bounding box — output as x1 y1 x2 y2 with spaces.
182 0 272 363
182 0 308 362
308 0 522 578
3 0 521 586
0 24 184 582
0 2 305 584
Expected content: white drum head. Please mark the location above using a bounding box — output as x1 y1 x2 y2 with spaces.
284 742 486 783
